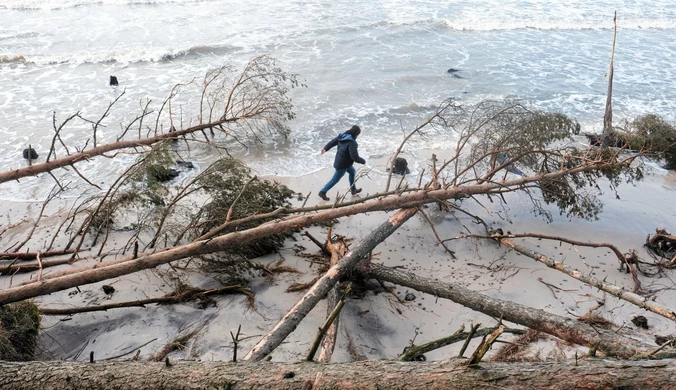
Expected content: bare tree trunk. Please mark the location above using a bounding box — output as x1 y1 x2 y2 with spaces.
498 237 676 322
39 285 250 315
1 359 674 390
318 239 347 363
603 11 617 133
367 264 653 358
0 249 80 260
244 208 419 362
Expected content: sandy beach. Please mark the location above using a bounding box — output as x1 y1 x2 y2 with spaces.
2 149 675 364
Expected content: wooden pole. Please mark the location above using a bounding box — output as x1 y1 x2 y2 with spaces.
603 11 618 134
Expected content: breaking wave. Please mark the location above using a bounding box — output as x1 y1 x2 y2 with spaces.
2 44 238 65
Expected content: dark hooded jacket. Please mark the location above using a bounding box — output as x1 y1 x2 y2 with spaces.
324 132 366 169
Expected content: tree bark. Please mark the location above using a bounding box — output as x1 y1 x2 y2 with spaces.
244 207 418 362
1 359 674 390
367 264 653 358
0 249 80 260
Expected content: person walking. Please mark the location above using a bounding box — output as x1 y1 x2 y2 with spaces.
318 125 366 201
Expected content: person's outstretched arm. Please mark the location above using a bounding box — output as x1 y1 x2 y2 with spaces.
348 142 366 164
322 137 339 153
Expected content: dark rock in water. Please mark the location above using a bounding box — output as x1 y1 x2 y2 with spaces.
109 75 119 86
391 157 410 175
584 131 627 149
585 133 603 146
177 161 195 170
631 315 649 329
102 285 115 295
152 167 180 182
22 147 38 160
404 293 416 301
447 68 460 73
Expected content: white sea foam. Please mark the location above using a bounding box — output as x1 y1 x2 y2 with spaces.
1 44 238 65
437 17 676 32
0 0 675 187
0 0 205 10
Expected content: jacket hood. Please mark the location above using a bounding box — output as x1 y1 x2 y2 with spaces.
337 133 355 142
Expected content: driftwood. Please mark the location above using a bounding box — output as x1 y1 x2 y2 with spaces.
39 285 251 315
18 251 164 286
0 249 81 261
306 294 346 362
244 208 419 362
1 359 675 390
497 237 676 322
1 257 74 276
367 264 658 358
467 326 504 366
396 326 525 361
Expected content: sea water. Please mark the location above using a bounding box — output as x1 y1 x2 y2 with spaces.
1 0 675 199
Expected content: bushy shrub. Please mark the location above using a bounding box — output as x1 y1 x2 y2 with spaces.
0 301 41 361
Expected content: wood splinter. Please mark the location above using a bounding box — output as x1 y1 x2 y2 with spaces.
467 326 504 366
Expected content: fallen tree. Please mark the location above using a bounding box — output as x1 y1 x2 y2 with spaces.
366 264 656 358
0 55 302 185
0 156 637 306
1 359 675 390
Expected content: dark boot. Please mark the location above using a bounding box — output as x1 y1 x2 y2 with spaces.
351 188 362 195
318 191 330 201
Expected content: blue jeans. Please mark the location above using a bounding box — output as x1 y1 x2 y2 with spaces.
320 166 357 194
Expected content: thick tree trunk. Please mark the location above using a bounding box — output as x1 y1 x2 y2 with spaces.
1 359 674 390
367 264 653 358
0 162 628 306
244 207 419 362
